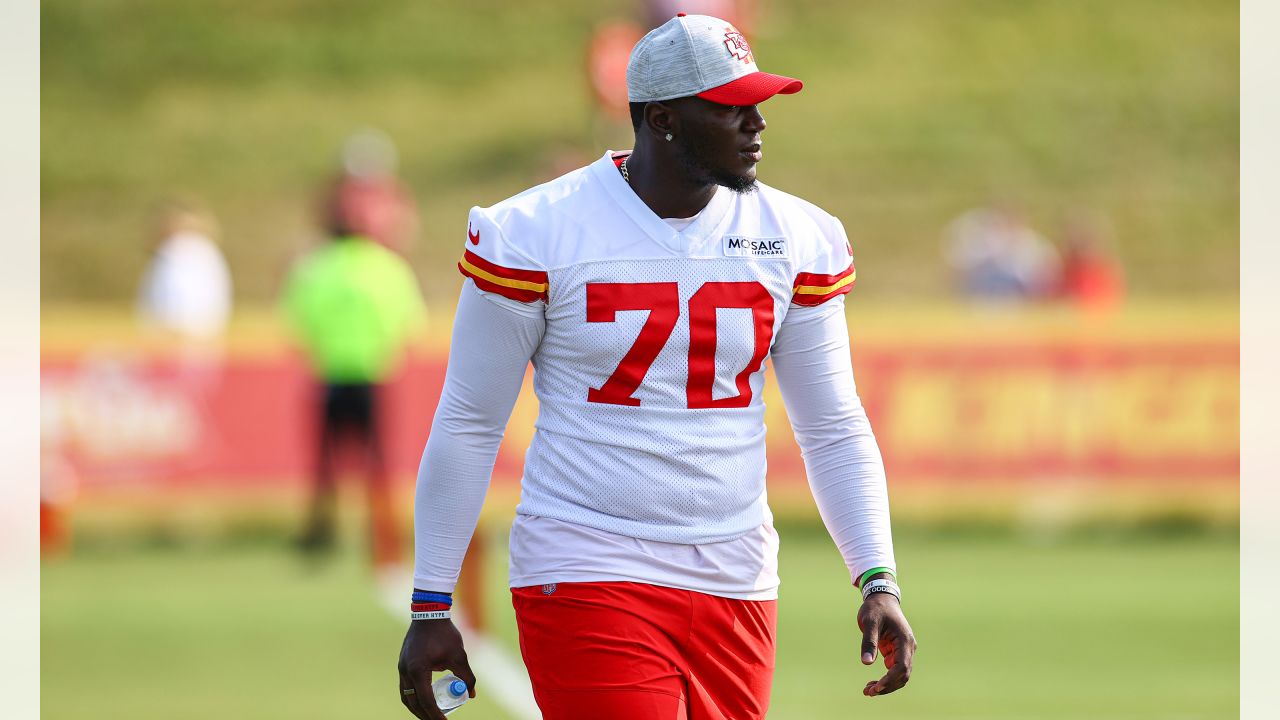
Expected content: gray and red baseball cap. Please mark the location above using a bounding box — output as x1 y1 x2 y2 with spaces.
626 14 803 105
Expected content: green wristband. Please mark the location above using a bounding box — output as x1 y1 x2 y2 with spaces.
856 566 896 588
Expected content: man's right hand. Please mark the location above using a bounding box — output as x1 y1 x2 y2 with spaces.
397 619 477 720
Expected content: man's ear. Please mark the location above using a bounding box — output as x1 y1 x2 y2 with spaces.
644 101 678 140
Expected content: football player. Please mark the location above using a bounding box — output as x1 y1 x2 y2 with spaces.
398 14 917 720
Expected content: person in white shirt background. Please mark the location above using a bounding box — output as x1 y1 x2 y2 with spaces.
137 197 233 358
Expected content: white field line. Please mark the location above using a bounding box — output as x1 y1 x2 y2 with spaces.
377 567 542 720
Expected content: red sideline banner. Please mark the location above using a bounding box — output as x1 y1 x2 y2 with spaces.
40 305 1238 492
41 353 456 489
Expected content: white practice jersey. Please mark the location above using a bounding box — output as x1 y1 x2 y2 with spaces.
458 151 857 546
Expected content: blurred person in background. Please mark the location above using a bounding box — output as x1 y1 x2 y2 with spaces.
39 449 78 558
1054 210 1125 311
136 198 233 361
588 19 646 144
283 201 426 573
942 200 1061 300
135 199 232 482
324 127 421 254
643 0 758 35
399 14 914 719
588 2 759 148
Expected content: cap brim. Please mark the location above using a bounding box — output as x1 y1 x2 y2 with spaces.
697 72 803 105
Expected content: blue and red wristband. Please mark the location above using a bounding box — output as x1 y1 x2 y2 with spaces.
410 591 454 620
410 591 453 606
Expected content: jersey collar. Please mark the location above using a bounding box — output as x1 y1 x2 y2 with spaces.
592 150 734 254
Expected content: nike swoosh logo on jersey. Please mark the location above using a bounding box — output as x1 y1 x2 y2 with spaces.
468 224 480 245
723 235 787 258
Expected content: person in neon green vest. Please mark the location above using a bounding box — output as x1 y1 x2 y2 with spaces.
283 208 425 568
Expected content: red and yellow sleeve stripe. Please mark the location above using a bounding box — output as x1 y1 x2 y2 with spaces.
458 249 549 303
791 262 856 306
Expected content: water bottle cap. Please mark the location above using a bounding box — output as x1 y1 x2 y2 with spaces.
449 679 467 697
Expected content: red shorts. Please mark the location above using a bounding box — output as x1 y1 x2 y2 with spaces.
511 581 776 720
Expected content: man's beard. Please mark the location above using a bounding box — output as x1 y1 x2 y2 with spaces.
674 133 758 195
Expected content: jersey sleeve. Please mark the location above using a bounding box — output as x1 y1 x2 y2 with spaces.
456 206 549 304
414 281 545 592
772 294 896 586
791 213 857 307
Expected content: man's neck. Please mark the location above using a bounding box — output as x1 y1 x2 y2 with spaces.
623 145 717 220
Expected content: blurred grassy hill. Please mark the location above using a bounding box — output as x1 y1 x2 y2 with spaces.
41 0 1238 305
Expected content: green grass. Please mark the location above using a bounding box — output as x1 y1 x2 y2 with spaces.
771 524 1239 719
41 0 1237 303
42 522 1238 719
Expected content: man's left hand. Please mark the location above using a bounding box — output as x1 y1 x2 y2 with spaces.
857 593 917 697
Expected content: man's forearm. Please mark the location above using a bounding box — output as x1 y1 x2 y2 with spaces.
801 415 897 586
413 425 503 591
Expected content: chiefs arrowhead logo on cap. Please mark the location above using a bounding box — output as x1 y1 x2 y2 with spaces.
723 27 754 64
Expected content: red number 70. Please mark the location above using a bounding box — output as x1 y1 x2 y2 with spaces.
585 281 774 409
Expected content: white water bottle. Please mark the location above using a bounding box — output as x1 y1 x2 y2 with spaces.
431 674 470 715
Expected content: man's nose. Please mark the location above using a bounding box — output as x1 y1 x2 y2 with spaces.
743 105 766 133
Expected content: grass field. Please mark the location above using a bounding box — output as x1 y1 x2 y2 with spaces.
41 0 1238 303
42 520 1238 719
